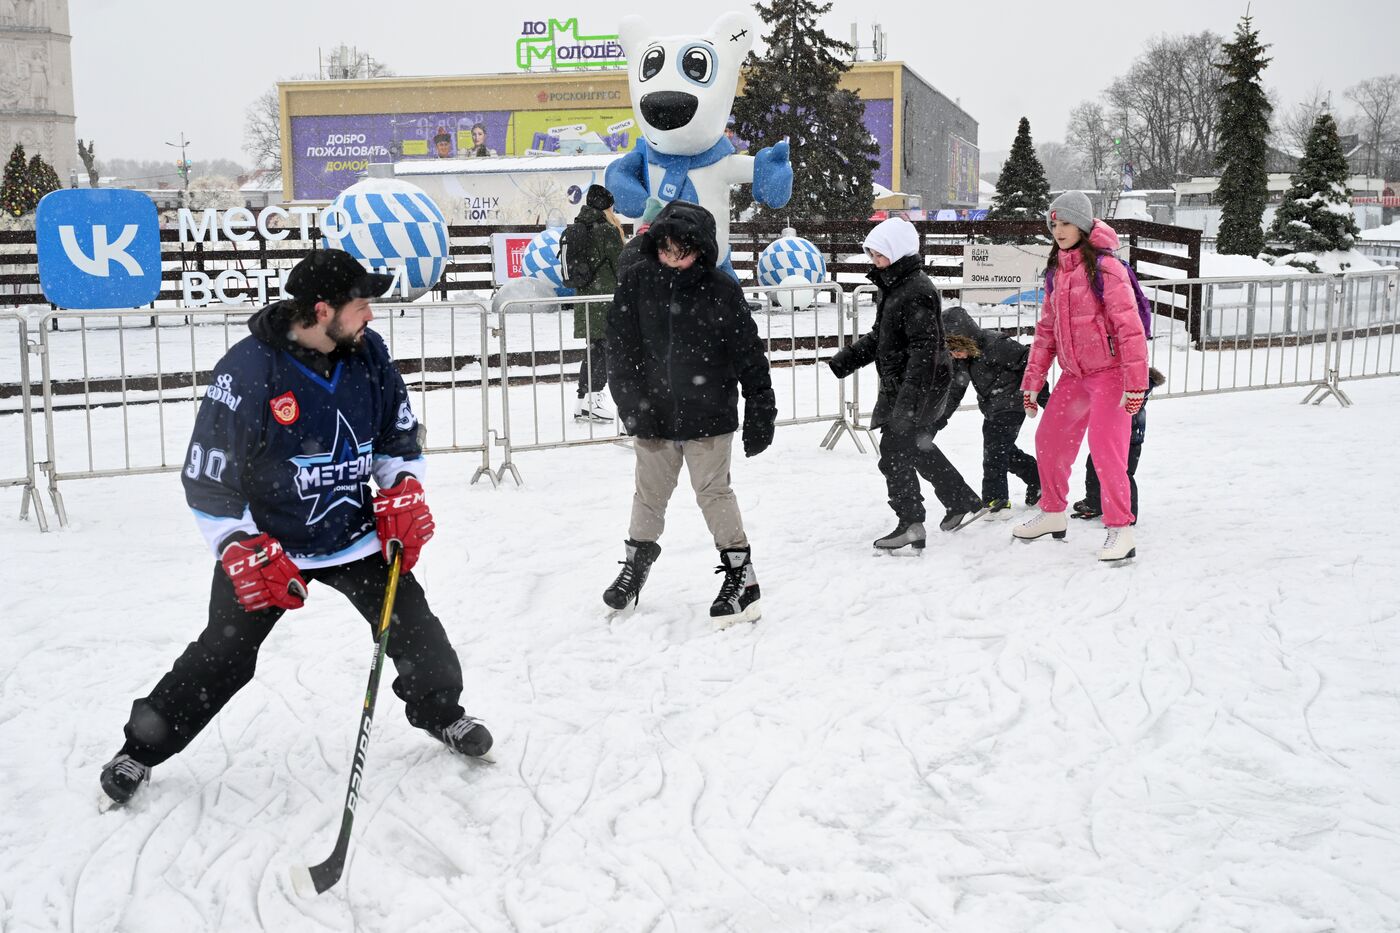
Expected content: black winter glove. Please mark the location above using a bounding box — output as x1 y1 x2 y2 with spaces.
742 391 777 458
827 350 853 379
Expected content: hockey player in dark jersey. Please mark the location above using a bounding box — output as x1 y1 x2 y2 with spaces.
98 249 492 809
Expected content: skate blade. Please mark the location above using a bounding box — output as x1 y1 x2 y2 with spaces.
1013 530 1068 542
712 601 761 630
873 543 925 556
604 603 637 623
466 750 497 764
1071 512 1102 521
1099 548 1137 564
948 507 991 533
97 790 120 813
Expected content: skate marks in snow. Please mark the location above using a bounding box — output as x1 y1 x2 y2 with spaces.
6 382 1400 929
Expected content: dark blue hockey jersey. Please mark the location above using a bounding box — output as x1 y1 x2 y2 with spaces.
183 304 424 568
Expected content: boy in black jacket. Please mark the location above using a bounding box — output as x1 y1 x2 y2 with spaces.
604 201 777 627
942 306 1045 518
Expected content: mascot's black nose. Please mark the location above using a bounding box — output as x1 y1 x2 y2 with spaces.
640 92 699 131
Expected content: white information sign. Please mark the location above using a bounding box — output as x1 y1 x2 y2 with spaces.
961 243 1050 303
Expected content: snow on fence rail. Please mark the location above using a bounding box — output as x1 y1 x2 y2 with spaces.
1 271 1397 530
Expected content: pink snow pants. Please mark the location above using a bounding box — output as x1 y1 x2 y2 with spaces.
1034 369 1135 527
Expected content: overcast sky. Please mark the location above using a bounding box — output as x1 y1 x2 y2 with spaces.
71 0 1398 167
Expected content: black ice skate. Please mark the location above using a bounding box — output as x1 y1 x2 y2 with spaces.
1072 498 1103 520
873 521 926 552
603 539 662 611
940 503 990 532
1025 483 1042 507
427 716 494 759
98 753 150 811
710 547 761 627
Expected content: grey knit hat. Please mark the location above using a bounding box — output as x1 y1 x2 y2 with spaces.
1046 190 1094 235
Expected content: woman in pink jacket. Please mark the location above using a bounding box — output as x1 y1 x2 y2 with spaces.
1013 191 1147 562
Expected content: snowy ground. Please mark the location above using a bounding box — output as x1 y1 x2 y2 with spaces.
2 374 1400 932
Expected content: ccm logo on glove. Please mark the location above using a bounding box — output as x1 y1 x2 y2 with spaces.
374 477 435 572
220 533 308 613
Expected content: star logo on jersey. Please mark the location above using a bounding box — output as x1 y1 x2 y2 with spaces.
289 411 375 525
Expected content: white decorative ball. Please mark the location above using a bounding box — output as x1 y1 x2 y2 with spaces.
775 272 818 311
493 275 560 315
322 178 449 302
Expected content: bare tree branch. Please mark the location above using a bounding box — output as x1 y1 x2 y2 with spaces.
1345 74 1400 176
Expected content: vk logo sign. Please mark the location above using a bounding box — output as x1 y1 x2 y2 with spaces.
36 189 161 309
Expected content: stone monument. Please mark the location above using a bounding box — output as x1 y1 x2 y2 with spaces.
0 0 76 186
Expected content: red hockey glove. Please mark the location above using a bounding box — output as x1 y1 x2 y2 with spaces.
220 534 307 613
374 476 434 572
1022 391 1039 419
1122 390 1146 415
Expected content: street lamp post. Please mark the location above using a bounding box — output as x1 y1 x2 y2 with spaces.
166 132 192 206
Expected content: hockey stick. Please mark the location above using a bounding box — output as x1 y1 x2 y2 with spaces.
290 544 403 897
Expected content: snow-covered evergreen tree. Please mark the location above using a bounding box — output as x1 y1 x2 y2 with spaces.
987 118 1051 222
1214 14 1272 257
730 0 878 221
1269 112 1361 254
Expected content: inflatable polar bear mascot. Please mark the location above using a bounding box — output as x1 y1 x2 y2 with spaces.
605 11 793 278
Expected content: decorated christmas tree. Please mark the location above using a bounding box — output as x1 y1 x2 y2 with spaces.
988 118 1052 223
731 0 879 221
27 153 62 209
1 144 31 217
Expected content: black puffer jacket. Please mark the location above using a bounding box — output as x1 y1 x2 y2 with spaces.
829 254 954 432
942 306 1033 417
606 201 775 440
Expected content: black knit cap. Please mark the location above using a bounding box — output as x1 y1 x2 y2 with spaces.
585 184 614 210
283 249 394 303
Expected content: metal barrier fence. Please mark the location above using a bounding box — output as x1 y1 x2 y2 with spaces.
0 311 47 530
33 301 492 527
1144 236 1400 265
492 281 854 482
5 270 1399 531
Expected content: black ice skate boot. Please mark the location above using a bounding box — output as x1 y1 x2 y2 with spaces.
711 546 761 628
940 500 991 532
98 753 150 811
1072 498 1103 520
603 539 662 611
426 716 494 758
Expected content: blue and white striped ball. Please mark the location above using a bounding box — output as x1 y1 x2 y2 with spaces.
322 178 449 302
757 235 827 288
519 227 567 291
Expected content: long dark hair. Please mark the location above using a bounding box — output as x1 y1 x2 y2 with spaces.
1047 232 1098 283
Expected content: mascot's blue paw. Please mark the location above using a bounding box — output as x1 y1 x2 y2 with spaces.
753 139 793 208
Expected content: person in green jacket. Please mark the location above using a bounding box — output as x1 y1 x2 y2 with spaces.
573 184 626 423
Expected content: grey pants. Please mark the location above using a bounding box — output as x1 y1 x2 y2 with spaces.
629 434 747 548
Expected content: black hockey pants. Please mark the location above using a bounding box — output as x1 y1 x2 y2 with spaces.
119 554 465 767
